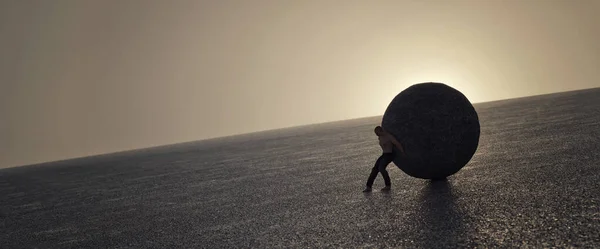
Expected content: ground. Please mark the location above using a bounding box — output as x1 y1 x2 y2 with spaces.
1 88 599 248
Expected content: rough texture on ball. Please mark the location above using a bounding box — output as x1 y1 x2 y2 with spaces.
382 82 480 179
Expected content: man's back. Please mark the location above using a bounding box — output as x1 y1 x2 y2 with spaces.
378 135 393 153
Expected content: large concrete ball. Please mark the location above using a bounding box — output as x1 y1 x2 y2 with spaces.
382 82 480 179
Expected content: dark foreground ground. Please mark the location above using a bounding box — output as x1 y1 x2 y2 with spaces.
2 88 600 248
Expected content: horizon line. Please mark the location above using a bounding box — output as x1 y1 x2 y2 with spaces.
3 86 598 169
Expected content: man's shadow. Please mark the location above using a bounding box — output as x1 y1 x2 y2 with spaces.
413 179 468 248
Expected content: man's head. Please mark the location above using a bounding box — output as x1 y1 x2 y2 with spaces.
374 126 384 136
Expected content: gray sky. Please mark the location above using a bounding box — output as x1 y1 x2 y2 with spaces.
2 0 599 168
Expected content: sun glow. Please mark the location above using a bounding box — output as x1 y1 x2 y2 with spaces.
370 66 484 116
399 65 483 104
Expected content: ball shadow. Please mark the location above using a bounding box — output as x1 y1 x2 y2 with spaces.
413 179 467 248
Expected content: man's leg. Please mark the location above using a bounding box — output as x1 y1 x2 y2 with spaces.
378 153 395 190
365 155 383 189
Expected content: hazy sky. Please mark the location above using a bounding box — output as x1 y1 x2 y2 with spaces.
2 0 599 168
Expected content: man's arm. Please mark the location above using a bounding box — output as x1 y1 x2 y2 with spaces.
386 133 406 155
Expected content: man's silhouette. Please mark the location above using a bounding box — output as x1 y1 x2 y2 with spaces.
363 126 405 192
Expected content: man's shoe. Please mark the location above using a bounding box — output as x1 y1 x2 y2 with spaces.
381 186 391 192
362 187 373 193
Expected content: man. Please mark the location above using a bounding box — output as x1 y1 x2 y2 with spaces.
363 126 405 193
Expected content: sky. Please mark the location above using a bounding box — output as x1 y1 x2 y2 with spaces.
1 0 600 168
